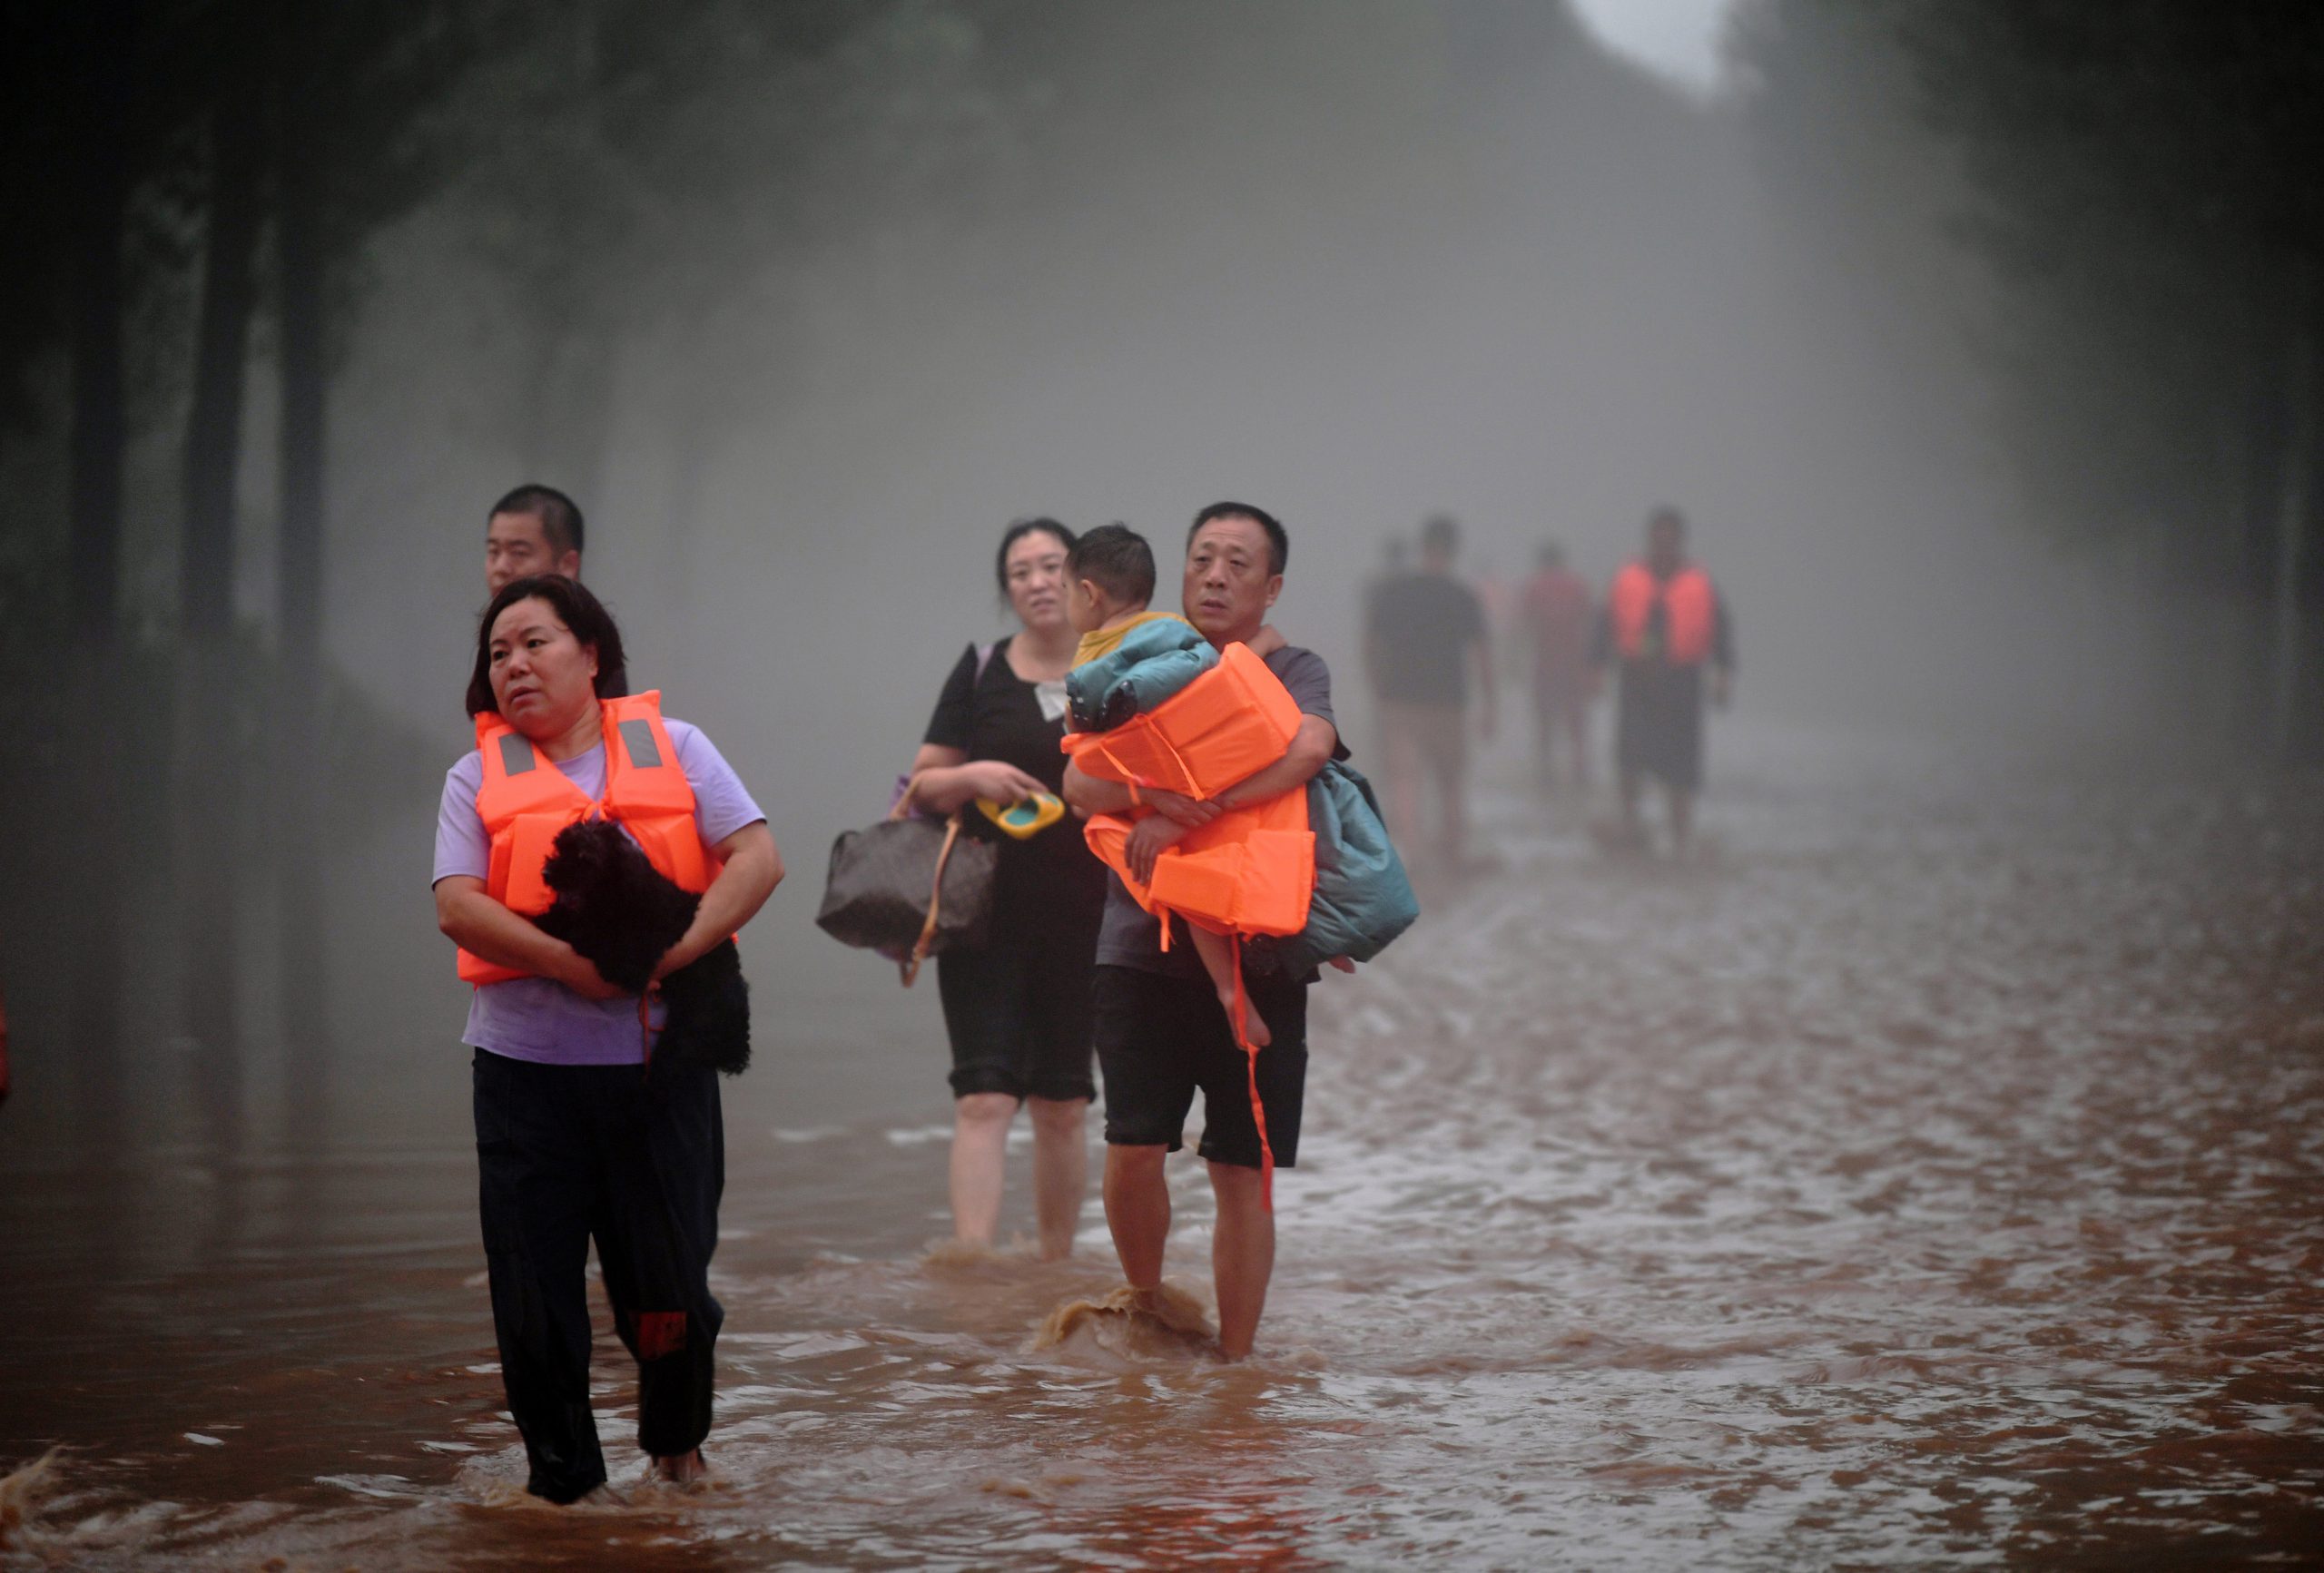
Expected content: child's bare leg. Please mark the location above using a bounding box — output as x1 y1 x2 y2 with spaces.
1190 927 1269 1047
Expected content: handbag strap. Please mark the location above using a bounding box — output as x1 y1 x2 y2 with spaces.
899 811 965 988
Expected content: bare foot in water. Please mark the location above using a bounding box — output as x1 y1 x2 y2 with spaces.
652 1450 706 1487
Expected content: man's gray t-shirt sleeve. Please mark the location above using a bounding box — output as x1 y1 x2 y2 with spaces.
1270 646 1350 762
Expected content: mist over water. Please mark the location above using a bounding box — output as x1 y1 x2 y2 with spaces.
5 2 2322 1567
292 0 2122 1034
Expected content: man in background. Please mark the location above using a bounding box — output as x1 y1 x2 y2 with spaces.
1360 536 1407 717
1368 513 1493 868
482 484 626 695
1521 538 1595 791
1593 506 1733 855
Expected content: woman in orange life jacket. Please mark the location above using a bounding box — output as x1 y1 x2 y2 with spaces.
431 575 781 1503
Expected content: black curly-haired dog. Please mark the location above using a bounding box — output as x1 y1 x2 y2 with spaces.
533 819 750 1076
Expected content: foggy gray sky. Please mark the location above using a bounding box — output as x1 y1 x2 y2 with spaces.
168 1 2194 1037
1570 0 1738 93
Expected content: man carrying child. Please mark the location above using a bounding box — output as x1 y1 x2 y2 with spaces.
1060 524 1273 1046
1060 505 1344 1362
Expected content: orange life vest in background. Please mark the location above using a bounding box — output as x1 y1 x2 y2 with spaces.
456 691 717 986
1609 562 1716 665
1060 642 1302 801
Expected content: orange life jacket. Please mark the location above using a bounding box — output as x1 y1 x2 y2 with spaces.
1060 641 1303 801
456 691 717 986
1609 562 1717 664
1083 785 1315 941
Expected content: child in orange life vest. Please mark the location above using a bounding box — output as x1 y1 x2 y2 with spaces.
1064 526 1289 1047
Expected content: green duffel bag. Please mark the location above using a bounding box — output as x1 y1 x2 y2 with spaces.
1248 761 1419 978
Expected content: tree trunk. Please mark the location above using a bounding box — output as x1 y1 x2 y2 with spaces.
276 43 330 1126
178 73 270 1148
2272 266 2314 759
67 2 133 644
182 87 266 640
64 3 137 1110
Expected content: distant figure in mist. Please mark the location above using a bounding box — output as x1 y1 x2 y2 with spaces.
904 518 1107 1260
1592 507 1734 855
1367 513 1495 867
482 484 627 696
1361 536 1408 713
1521 539 1595 791
1062 502 1346 1361
432 575 782 1500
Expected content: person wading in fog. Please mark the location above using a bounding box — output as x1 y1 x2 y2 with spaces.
1062 502 1346 1362
1592 506 1734 855
1521 537 1596 791
906 518 1108 1260
1368 513 1493 868
483 484 628 696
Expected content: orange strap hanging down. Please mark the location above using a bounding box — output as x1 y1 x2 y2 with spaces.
1227 933 1275 1213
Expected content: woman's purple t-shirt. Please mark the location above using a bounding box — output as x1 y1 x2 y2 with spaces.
432 719 764 1066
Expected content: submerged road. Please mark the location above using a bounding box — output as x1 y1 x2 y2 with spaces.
3 720 2320 1568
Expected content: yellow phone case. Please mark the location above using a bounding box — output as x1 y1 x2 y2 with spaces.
976 792 1065 839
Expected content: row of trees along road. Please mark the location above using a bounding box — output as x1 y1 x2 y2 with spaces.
0 0 939 1148
1742 0 2324 755
5 0 507 1143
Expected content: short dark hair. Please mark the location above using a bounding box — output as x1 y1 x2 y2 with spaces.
1065 523 1156 605
1421 513 1460 555
994 516 1075 599
488 485 586 558
466 574 627 717
1187 501 1287 575
1537 538 1567 569
1648 505 1687 536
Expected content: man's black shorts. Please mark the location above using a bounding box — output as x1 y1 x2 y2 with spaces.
1093 964 1308 1169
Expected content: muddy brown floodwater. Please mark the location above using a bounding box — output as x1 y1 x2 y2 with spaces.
4 721 2322 1568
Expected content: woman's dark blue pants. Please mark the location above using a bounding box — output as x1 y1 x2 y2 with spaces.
470 1048 725 1503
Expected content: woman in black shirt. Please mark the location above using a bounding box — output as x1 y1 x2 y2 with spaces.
906 518 1110 1258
